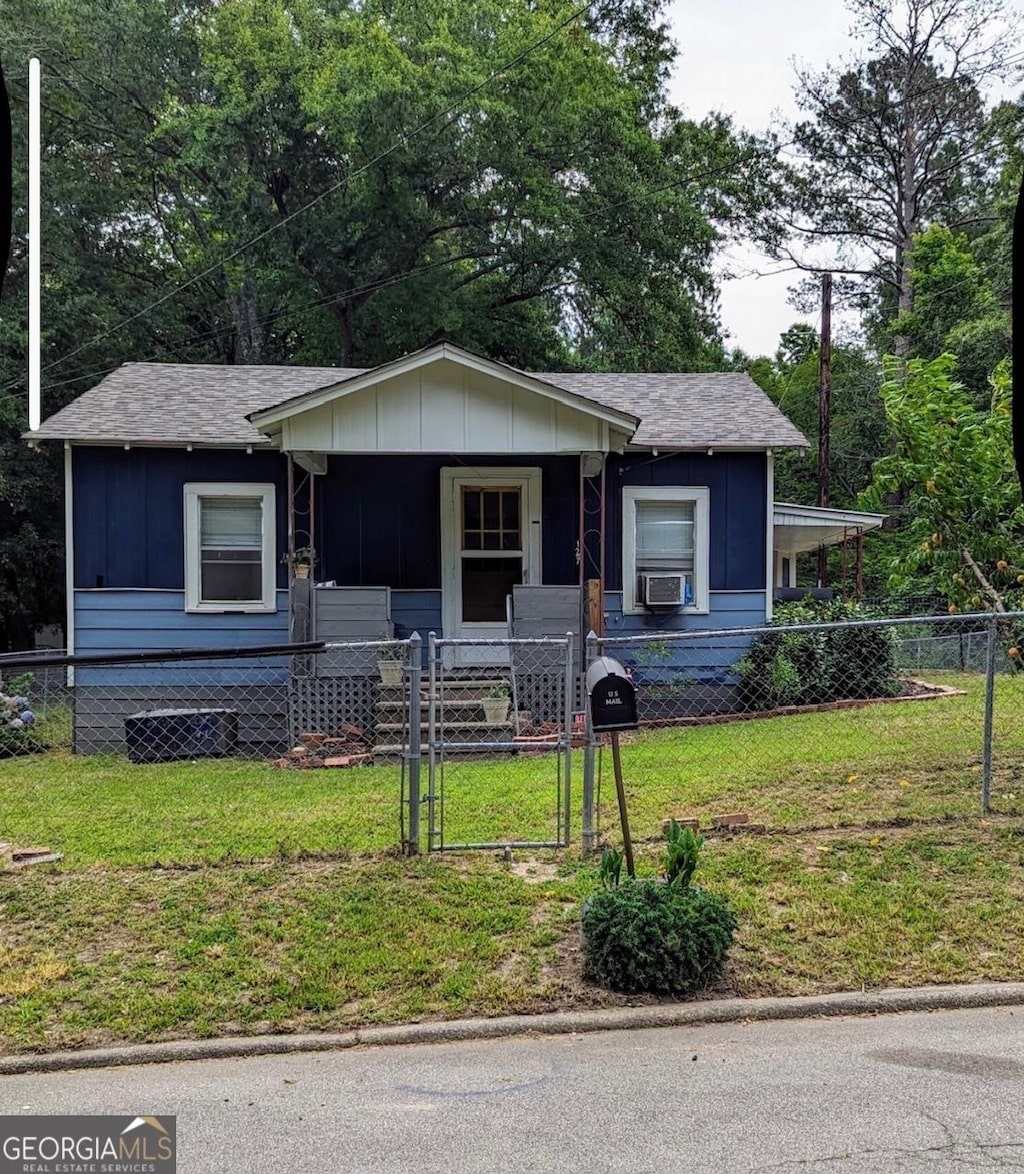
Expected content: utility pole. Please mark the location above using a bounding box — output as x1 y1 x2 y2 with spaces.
817 272 832 587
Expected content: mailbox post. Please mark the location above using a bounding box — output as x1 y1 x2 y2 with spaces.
586 657 639 878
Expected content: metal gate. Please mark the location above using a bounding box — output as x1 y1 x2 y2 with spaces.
423 634 574 851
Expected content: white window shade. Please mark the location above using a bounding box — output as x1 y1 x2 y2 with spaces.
200 498 263 547
635 500 695 565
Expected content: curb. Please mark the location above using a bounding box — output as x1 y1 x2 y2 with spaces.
4 982 1024 1076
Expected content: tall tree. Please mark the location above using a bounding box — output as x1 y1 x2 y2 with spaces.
0 0 772 646
863 354 1022 613
777 0 1021 346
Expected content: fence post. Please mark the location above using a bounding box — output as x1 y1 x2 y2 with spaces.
563 633 574 848
581 630 599 853
426 632 438 851
982 615 997 815
407 632 422 854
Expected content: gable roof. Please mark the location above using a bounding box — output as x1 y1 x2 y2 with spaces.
27 346 808 451
247 343 640 441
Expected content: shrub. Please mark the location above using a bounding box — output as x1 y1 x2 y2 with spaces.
581 881 737 994
0 673 41 758
734 597 901 710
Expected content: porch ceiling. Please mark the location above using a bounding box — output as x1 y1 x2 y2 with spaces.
773 502 886 556
249 343 638 455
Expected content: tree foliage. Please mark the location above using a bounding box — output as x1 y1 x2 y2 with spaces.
777 0 1021 338
862 355 1023 612
0 0 776 647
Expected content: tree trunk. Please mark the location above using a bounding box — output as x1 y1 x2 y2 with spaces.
225 267 265 365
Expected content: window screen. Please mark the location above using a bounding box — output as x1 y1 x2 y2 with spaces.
199 496 264 603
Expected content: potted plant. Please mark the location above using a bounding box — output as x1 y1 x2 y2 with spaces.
377 643 404 687
283 546 316 579
481 684 510 724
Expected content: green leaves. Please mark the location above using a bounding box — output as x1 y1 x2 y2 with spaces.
581 881 737 994
862 356 1022 611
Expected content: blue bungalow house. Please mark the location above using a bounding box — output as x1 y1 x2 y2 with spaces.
29 341 825 751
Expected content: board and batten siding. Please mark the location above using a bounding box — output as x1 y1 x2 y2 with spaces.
601 452 767 594
320 454 578 591
280 358 618 454
72 445 289 591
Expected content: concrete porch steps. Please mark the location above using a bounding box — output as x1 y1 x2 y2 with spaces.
374 675 514 755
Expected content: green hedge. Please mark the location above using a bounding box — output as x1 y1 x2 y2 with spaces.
734 597 901 710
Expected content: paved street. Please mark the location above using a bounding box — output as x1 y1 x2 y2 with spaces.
2 1006 1023 1172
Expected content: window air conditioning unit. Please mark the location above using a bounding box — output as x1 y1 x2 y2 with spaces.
639 572 689 608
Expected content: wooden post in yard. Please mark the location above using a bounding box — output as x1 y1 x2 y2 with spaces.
610 732 635 878
586 578 603 637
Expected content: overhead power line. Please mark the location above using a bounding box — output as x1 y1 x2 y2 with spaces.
23 0 600 387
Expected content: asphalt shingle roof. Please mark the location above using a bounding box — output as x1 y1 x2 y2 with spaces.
28 360 808 450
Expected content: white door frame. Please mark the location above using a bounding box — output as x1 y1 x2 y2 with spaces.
440 467 542 655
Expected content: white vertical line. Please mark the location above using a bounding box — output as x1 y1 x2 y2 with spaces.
64 442 75 684
28 58 40 431
765 450 775 621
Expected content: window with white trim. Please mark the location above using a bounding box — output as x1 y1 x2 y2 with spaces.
622 486 710 614
184 483 276 612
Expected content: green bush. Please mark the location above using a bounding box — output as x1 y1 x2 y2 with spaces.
734 597 901 710
581 881 737 994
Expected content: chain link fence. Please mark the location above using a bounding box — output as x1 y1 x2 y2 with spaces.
2 611 1021 858
0 639 418 764
588 610 1024 845
424 634 575 851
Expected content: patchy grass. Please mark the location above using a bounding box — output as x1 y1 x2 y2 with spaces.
2 826 1024 1054
1 670 1023 1054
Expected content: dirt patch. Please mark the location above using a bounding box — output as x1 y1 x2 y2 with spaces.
509 860 559 883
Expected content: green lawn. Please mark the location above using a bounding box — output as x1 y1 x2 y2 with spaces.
1 671 1022 1054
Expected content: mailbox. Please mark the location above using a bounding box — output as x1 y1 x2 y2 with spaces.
586 656 639 732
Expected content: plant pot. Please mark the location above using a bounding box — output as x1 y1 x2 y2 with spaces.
292 564 310 579
378 660 404 687
481 698 509 723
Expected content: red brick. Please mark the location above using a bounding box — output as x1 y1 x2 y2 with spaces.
298 731 327 749
711 813 749 829
661 818 699 836
324 753 373 768
337 723 368 742
10 846 53 862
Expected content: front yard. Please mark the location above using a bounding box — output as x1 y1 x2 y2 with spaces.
1 671 1022 1054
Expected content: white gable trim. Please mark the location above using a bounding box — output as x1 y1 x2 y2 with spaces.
249 342 638 436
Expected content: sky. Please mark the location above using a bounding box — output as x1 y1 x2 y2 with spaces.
664 0 856 358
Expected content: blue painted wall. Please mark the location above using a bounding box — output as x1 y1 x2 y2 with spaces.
390 589 443 640
71 446 769 658
318 455 578 590
601 590 767 683
73 446 289 590
74 589 289 683
601 452 767 592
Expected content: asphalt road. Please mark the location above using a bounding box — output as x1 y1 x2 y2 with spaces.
2 1006 1023 1172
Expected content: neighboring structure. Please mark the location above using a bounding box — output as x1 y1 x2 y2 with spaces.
29 341 820 750
773 503 886 599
